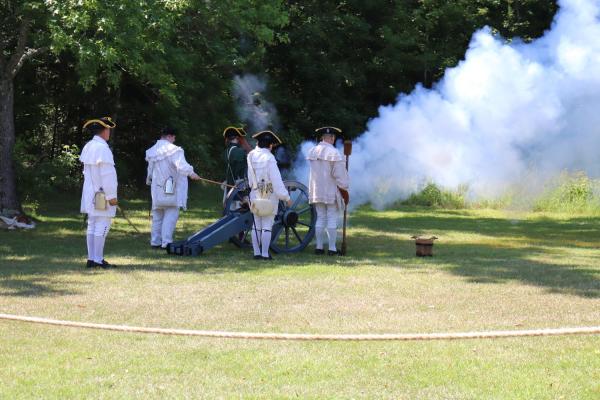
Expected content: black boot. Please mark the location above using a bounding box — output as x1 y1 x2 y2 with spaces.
86 260 95 268
314 249 325 255
99 260 117 269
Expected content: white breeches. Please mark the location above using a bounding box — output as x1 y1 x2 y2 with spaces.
251 215 275 257
315 203 338 229
151 207 180 247
252 215 275 231
314 203 339 251
87 216 112 237
86 216 112 263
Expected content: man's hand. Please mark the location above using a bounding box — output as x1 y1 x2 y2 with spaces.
338 188 350 205
286 199 293 207
190 173 201 181
108 198 118 206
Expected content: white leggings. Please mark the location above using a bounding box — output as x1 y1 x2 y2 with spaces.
151 207 180 247
314 203 339 251
253 215 275 232
251 214 275 257
86 216 112 237
86 216 112 263
315 203 338 229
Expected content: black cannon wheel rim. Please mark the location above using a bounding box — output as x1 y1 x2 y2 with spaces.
270 181 316 254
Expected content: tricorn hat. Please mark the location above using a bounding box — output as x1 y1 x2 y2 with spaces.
83 116 117 130
315 126 342 137
223 126 247 139
252 130 282 145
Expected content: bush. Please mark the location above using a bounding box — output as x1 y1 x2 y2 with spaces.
403 183 466 209
16 144 82 202
533 172 600 213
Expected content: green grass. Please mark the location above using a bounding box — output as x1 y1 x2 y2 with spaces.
1 185 599 399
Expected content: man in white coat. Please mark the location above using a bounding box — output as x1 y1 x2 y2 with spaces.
146 127 201 249
247 130 292 260
307 126 350 255
80 117 119 268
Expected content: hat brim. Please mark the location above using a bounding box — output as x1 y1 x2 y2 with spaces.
83 117 117 130
315 126 342 135
252 130 282 145
223 126 247 138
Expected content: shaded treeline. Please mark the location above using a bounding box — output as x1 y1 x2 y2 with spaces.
1 0 556 208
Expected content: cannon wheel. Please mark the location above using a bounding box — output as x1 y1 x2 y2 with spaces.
225 180 316 253
270 181 316 254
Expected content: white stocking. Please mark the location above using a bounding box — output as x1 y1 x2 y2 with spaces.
251 217 262 256
261 230 272 257
86 234 95 260
161 207 180 247
251 228 261 256
327 228 338 251
92 217 111 264
315 227 325 250
151 208 164 246
93 235 106 264
315 203 327 250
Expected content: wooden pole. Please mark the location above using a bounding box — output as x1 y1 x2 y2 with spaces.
341 140 352 255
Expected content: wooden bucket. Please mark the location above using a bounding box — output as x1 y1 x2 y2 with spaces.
411 236 438 257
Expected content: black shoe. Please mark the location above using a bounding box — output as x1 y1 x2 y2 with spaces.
262 255 273 261
86 259 95 268
327 250 341 256
99 260 117 269
314 249 325 255
253 255 263 260
151 245 162 249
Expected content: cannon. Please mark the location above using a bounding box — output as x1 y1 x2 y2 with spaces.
167 180 316 256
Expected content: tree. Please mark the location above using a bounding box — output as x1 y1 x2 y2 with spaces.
264 0 556 144
1 0 186 211
2 1 290 209
1 2 45 211
2 0 557 209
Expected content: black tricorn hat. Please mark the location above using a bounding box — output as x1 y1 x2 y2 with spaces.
223 126 247 139
315 126 342 137
252 130 282 145
83 116 117 130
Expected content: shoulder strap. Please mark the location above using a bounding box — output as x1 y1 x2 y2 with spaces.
226 146 236 182
153 157 175 187
248 155 258 189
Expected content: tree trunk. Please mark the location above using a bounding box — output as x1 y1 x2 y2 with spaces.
0 77 21 212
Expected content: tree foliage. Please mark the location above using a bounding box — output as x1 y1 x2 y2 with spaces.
1 0 557 208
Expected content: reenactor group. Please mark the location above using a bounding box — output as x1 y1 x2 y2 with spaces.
79 117 349 268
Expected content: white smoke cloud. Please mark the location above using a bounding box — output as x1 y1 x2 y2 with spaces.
295 0 600 209
232 74 280 133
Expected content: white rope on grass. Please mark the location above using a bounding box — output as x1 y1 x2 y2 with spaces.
1 313 599 341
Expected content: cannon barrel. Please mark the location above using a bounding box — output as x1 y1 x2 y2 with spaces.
167 180 316 256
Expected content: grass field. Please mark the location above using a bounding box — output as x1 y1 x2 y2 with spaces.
1 186 599 399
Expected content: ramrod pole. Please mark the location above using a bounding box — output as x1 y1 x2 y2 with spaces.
341 140 352 255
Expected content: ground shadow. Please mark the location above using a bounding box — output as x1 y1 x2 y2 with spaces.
0 277 82 297
354 210 600 249
1 204 599 298
441 242 600 298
